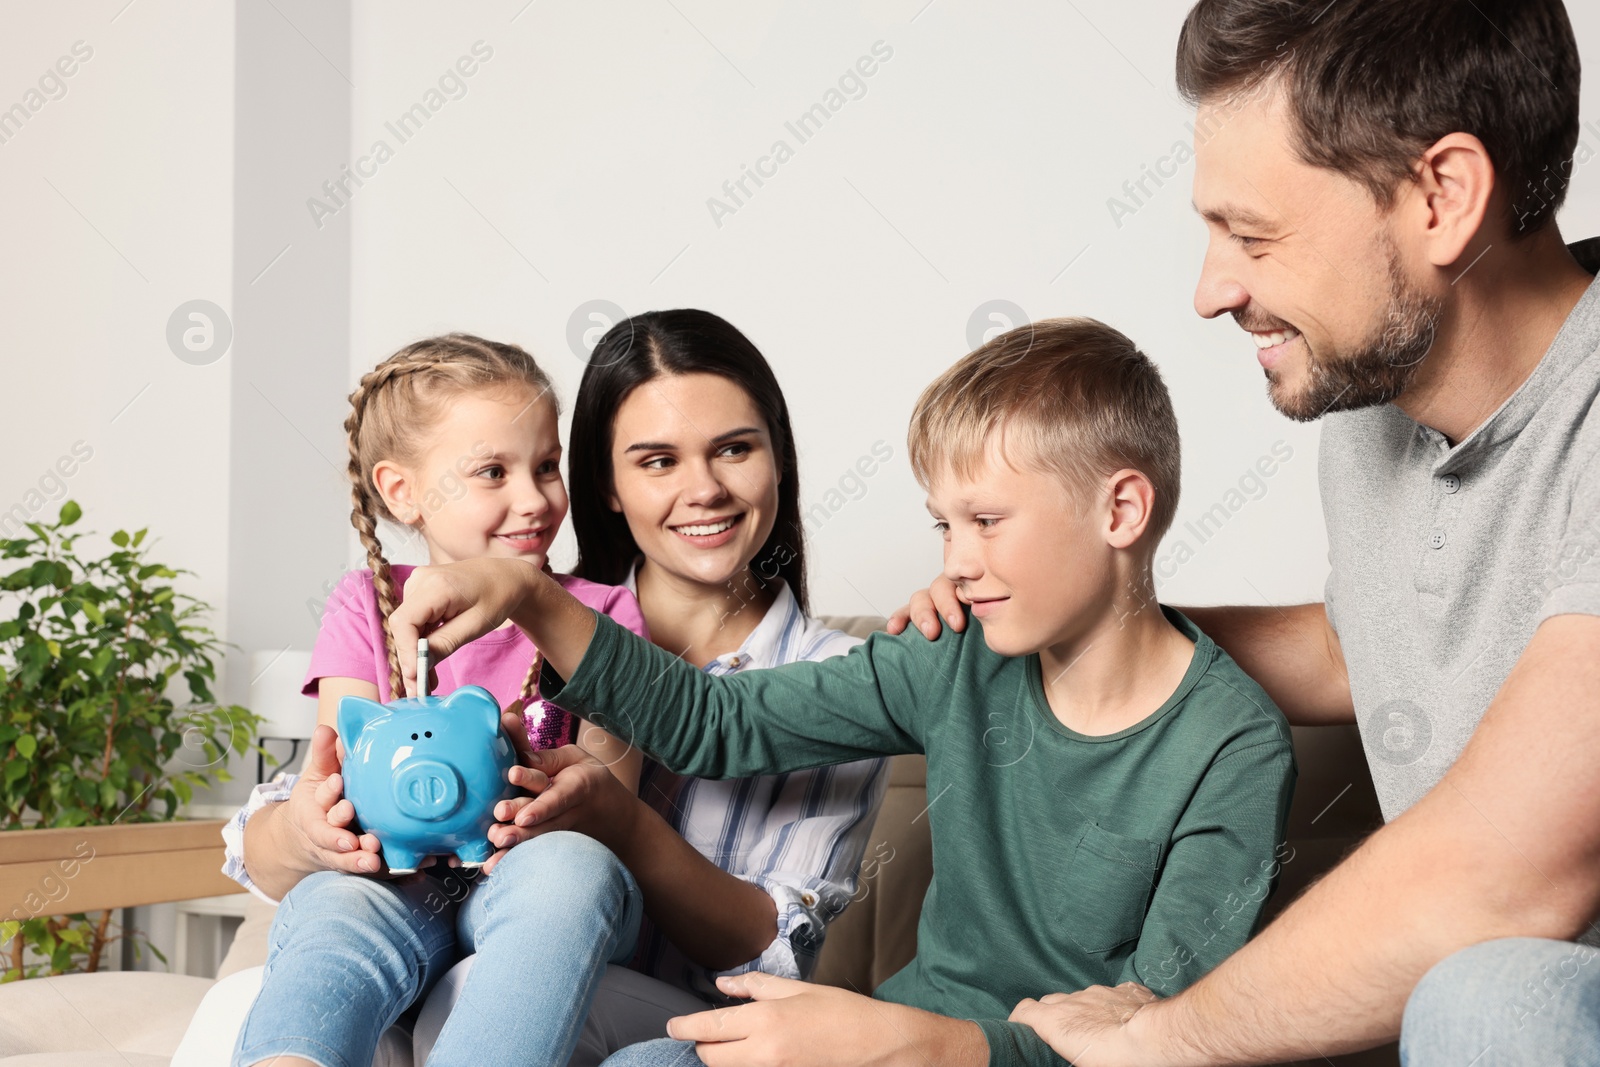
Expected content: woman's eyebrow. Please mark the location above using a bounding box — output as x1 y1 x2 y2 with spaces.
623 426 762 453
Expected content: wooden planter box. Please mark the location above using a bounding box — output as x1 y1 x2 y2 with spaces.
2 820 242 919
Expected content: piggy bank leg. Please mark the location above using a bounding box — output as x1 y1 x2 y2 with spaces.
382 845 423 874
455 838 494 868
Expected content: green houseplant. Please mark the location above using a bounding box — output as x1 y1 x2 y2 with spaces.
0 501 262 980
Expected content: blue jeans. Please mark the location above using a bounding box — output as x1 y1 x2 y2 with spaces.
1401 937 1600 1066
234 831 642 1067
600 1038 704 1067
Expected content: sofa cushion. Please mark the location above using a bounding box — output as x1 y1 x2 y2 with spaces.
0 972 211 1060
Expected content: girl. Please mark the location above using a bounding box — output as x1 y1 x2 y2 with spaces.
408 310 889 1065
230 334 648 1067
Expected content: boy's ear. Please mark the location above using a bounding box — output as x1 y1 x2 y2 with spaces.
337 694 384 745
372 460 422 525
1103 469 1155 550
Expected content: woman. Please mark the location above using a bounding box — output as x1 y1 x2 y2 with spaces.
179 310 887 1067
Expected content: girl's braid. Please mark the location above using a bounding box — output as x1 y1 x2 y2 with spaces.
344 350 444 700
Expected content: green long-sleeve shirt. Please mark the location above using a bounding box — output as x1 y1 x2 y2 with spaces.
544 605 1295 1067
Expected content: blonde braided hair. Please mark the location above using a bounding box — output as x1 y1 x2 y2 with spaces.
344 333 558 706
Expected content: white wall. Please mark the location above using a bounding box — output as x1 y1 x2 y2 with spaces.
1 0 235 631
339 0 1600 615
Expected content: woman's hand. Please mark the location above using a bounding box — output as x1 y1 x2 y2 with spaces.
275 724 386 877
388 558 544 696
885 575 968 639
480 711 640 874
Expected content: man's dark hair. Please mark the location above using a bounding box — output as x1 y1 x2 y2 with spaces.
1176 0 1582 238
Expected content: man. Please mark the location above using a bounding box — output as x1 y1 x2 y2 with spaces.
901 1 1600 1062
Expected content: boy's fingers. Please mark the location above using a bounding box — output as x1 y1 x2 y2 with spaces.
667 1006 750 1043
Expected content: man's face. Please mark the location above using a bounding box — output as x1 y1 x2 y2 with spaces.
1191 85 1442 421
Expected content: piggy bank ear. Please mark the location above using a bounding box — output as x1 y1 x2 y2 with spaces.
337 694 384 745
446 685 503 734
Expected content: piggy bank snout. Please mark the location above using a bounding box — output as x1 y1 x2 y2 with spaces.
392 759 466 821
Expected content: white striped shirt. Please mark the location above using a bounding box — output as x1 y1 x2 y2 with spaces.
620 568 889 998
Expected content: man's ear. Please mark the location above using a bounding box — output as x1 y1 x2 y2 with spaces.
373 460 422 525
1103 469 1155 551
1408 132 1495 270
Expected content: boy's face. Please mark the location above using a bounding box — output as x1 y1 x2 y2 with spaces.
925 443 1111 658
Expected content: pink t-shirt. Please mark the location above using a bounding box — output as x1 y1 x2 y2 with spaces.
303 566 647 750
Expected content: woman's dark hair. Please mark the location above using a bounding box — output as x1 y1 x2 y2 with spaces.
1176 0 1582 239
569 309 809 614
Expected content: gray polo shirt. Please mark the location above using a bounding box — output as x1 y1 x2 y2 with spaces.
1321 238 1600 823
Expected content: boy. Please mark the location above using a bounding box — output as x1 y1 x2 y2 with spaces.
390 318 1296 1067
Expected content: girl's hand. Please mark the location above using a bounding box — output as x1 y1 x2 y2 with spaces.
280 724 387 876
481 712 638 874
885 575 968 639
388 558 543 696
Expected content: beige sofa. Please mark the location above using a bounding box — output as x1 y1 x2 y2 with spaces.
0 615 1398 1066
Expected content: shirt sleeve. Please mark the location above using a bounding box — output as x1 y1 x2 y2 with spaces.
542 611 943 777
219 773 300 904
1540 441 1600 622
304 569 384 697
1121 737 1297 995
715 757 889 981
595 582 650 640
972 1021 1071 1067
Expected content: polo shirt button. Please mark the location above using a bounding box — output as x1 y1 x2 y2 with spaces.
1429 531 1446 549
1442 474 1461 494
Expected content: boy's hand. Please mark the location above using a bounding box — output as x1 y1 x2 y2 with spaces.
1009 984 1159 1067
388 558 542 696
886 575 968 639
667 973 987 1067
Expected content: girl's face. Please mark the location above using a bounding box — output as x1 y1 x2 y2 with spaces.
607 372 781 590
377 387 568 568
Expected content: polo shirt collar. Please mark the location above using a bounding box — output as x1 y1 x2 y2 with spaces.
1422 239 1600 472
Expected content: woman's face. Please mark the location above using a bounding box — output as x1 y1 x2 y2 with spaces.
607 372 782 590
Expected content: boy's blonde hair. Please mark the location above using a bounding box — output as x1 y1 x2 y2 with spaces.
344 333 558 701
907 317 1181 545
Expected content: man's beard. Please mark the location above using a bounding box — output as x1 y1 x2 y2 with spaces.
1266 246 1443 422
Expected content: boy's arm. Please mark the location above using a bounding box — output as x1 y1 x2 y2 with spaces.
542 611 928 778
388 555 929 775
1122 739 1297 994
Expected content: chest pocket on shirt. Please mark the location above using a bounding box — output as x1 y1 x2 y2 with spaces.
1057 823 1162 955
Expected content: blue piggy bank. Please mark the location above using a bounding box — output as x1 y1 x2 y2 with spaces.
337 685 518 874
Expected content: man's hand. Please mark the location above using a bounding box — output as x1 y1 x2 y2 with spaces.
388 558 542 696
1009 984 1159 1067
667 973 987 1067
886 576 967 640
